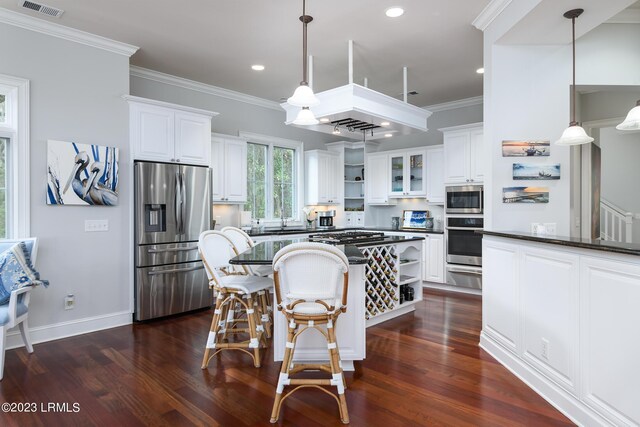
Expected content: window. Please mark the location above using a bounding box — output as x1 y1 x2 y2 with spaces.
241 133 303 223
0 74 30 238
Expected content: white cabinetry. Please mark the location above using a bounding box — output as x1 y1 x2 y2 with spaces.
389 149 427 197
127 95 216 166
482 235 640 426
441 123 483 184
345 211 365 228
425 146 444 204
211 135 247 203
423 234 444 283
365 153 393 205
305 150 340 205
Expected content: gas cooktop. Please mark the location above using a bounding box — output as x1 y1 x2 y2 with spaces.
308 231 385 244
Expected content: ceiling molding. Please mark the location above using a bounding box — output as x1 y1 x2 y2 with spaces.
0 7 138 57
606 8 640 24
130 66 282 111
472 0 513 31
423 96 483 113
123 95 218 117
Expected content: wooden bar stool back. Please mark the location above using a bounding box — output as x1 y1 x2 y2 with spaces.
270 242 350 424
198 231 272 368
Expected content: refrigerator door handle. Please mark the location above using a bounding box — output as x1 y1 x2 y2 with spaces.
175 171 182 234
147 265 205 276
181 171 187 236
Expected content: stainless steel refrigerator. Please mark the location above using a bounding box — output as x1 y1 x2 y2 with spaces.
134 161 213 321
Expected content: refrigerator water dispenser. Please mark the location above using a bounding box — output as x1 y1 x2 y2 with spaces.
145 204 166 232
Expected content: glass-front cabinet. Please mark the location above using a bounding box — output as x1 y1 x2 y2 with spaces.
389 149 427 197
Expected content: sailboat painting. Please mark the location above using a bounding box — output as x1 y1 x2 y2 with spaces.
512 163 560 180
47 140 119 206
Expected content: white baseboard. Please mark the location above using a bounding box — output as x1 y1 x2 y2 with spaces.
422 281 482 296
479 332 612 427
6 310 132 350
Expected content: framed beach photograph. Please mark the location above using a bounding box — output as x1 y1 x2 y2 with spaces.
503 187 549 203
47 140 119 206
502 140 550 157
401 210 429 230
512 163 560 180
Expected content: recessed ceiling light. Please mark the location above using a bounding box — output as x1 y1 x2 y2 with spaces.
476 67 484 74
319 118 330 123
380 121 390 126
251 64 265 71
384 133 393 138
385 7 404 18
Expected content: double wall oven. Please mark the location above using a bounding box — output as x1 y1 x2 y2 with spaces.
445 185 483 290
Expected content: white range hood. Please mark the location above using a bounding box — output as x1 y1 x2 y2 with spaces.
281 83 432 141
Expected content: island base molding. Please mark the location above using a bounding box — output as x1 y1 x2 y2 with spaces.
480 332 610 427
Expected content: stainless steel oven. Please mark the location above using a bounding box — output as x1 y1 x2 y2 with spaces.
446 217 483 266
445 185 483 214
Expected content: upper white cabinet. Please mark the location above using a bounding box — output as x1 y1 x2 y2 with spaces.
126 95 217 166
305 150 341 205
389 149 427 198
441 123 484 184
425 146 444 204
211 135 247 203
365 153 393 205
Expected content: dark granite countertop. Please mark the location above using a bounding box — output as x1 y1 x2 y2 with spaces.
246 226 443 237
229 239 368 265
351 235 425 247
481 230 640 257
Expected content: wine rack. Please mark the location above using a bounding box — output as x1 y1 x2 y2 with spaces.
362 245 399 320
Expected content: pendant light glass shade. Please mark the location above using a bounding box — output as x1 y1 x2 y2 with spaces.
292 107 319 125
287 84 320 107
616 102 640 131
556 124 594 146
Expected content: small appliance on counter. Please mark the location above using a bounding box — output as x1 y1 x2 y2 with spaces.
316 210 336 229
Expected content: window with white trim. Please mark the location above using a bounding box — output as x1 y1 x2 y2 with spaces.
0 74 30 238
242 133 303 224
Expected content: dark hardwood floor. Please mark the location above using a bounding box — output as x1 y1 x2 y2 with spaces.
0 289 573 426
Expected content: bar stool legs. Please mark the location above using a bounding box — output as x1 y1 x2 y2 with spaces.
201 291 265 369
270 317 349 424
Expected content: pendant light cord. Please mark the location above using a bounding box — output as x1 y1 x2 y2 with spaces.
571 14 576 126
302 0 308 86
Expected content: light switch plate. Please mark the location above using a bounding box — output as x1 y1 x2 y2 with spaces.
543 223 557 235
85 219 109 232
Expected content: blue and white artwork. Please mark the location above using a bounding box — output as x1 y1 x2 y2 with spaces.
47 140 119 206
513 163 561 180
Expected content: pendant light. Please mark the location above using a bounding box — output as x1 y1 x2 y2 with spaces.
289 0 319 125
616 100 640 131
556 9 594 146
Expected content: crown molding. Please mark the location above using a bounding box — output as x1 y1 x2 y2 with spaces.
472 0 513 31
130 66 282 111
606 8 640 24
423 96 483 113
0 7 138 56
123 95 218 117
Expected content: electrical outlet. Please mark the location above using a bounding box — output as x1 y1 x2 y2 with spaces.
543 223 557 235
531 223 543 234
85 219 109 232
64 294 75 310
541 338 550 360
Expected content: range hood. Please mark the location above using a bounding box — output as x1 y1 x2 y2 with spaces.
281 83 432 141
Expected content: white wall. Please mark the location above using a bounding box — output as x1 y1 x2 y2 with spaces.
483 17 640 235
0 22 132 343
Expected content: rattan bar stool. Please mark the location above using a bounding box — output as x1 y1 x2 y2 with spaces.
198 230 272 368
269 242 350 424
221 226 273 336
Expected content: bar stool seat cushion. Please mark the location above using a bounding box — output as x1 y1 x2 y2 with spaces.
219 275 273 294
287 299 341 315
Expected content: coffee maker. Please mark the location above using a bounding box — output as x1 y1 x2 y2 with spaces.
316 210 336 229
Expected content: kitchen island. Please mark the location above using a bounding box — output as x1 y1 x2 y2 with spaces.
230 232 425 369
481 231 640 426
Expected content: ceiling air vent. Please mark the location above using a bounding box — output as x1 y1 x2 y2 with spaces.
19 1 64 18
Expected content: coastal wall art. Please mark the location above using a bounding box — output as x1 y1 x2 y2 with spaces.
47 140 119 206
512 163 561 180
502 140 550 157
503 186 549 203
